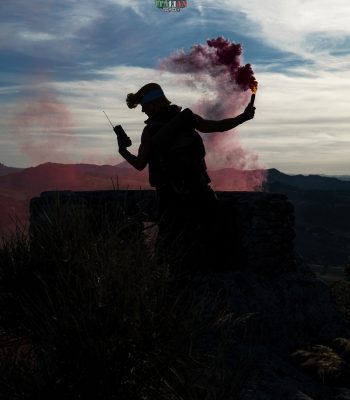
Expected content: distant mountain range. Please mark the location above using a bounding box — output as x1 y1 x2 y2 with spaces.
320 173 350 181
264 170 350 266
1 162 350 266
0 162 23 177
334 176 350 181
266 168 350 191
2 162 350 189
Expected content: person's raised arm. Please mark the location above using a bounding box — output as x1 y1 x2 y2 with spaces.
194 102 255 133
118 127 150 171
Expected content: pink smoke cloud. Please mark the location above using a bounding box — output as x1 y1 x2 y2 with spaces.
159 37 265 191
13 82 76 165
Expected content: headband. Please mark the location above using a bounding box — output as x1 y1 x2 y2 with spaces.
140 89 165 105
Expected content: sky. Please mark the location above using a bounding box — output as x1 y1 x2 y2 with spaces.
1 0 350 175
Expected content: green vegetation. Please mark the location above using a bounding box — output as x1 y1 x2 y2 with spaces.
0 201 243 399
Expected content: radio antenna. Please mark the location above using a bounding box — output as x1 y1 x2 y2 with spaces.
103 110 114 128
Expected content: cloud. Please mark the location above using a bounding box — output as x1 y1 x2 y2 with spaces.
2 0 350 73
197 0 350 67
1 63 350 174
0 0 193 80
1 0 350 174
18 31 56 42
0 1 103 62
105 0 147 17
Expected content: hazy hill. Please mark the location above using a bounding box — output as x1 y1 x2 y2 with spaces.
0 162 150 194
321 174 350 181
266 181 350 265
264 171 350 265
0 162 23 177
267 168 350 191
0 162 150 234
332 175 350 181
1 162 350 266
0 162 267 233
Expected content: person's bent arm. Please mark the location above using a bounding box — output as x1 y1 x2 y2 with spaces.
194 103 255 133
118 127 150 171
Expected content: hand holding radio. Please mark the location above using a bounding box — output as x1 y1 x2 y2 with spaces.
103 111 132 148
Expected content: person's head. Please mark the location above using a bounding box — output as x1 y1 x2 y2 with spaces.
126 83 171 117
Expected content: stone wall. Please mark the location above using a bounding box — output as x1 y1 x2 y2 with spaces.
217 191 296 273
30 190 296 274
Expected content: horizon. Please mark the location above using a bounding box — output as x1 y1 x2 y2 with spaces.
2 160 350 178
1 1 350 175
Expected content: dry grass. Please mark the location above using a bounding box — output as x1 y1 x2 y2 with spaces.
293 280 350 386
0 200 245 399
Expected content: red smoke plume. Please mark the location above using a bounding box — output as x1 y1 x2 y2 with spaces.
159 37 265 190
13 84 75 165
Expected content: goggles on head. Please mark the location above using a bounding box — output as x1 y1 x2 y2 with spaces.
140 89 165 105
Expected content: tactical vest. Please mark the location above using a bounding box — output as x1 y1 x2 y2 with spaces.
146 105 210 188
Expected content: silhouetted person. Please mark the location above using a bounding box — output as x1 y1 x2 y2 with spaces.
118 83 255 272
